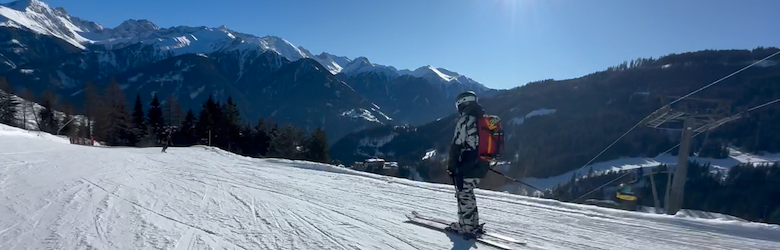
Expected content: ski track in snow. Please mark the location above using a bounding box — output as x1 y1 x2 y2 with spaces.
1 129 780 249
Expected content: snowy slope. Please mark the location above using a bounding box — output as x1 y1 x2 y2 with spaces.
2 126 780 249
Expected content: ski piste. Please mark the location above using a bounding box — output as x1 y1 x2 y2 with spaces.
411 211 527 245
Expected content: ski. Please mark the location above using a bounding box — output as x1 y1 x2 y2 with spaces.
405 213 515 250
410 211 526 245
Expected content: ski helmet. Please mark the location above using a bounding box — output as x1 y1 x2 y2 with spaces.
455 91 478 113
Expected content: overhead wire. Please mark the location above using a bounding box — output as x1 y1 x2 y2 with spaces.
571 96 780 203
570 50 780 176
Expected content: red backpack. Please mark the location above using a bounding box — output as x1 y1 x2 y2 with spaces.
477 114 504 162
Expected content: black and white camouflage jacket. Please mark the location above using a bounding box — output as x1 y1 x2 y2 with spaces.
448 104 490 179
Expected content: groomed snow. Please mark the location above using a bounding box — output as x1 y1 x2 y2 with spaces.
1 125 780 250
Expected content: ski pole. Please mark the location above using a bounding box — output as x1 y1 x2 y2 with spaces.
489 168 544 192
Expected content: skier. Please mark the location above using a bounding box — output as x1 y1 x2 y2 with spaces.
161 131 172 153
446 91 491 237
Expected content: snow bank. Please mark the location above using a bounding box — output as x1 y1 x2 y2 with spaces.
638 206 747 222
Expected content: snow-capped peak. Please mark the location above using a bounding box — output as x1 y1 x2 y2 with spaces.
397 65 489 92
51 6 66 16
312 52 352 75
115 19 159 33
4 0 48 12
295 47 343 74
255 36 306 61
404 65 458 82
0 0 93 49
341 57 399 77
318 52 351 68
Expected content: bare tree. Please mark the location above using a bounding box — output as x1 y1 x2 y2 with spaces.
18 88 37 130
84 81 101 138
38 89 58 133
97 78 131 145
60 100 78 136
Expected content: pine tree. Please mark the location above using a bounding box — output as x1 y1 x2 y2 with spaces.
222 96 241 151
18 88 36 130
59 100 77 136
253 118 271 157
769 207 780 224
98 79 132 145
304 127 330 163
267 124 304 159
0 76 11 93
177 109 198 145
38 90 58 134
83 81 101 138
147 94 165 144
268 122 280 140
0 88 19 127
0 77 18 127
223 97 240 125
196 95 220 145
163 94 183 128
131 93 147 145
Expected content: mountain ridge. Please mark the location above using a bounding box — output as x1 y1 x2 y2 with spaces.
0 0 492 90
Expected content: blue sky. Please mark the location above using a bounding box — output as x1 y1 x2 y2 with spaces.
26 0 780 89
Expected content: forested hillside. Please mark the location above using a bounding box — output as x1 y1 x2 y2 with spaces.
332 48 780 182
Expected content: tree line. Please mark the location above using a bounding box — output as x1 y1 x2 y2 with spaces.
0 76 330 164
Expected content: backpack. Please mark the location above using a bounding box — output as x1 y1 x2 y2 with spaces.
477 114 504 162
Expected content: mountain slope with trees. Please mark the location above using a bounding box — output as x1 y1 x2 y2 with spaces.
332 48 780 183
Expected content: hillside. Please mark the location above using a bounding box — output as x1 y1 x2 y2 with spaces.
331 48 780 181
2 123 780 249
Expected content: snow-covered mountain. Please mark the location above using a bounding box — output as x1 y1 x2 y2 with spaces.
340 57 399 77
0 0 492 92
0 0 95 49
401 66 489 93
0 0 495 142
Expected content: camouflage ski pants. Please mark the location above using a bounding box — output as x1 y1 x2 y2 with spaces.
456 178 480 231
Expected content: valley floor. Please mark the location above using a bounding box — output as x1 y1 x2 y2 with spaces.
1 125 779 250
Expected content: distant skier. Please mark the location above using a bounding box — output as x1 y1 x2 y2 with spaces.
161 132 172 153
446 91 504 237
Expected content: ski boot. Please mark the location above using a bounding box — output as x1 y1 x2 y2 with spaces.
446 222 486 240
